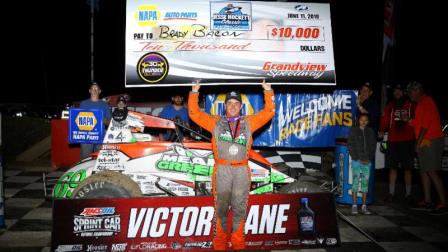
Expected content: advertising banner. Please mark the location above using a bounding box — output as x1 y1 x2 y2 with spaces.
206 90 357 147
51 193 340 251
69 108 104 144
125 0 335 87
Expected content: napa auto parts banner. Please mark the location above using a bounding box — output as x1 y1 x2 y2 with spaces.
206 90 356 147
51 193 340 251
125 0 336 87
69 108 104 144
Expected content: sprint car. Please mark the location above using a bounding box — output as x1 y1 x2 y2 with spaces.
50 110 296 199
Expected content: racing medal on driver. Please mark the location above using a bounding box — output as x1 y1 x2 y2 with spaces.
229 144 239 155
228 119 240 155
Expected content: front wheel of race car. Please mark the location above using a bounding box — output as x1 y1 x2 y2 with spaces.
72 171 142 199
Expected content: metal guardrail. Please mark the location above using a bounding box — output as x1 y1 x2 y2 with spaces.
42 173 57 200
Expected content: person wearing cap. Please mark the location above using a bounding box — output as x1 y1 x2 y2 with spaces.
112 95 128 122
159 93 189 141
188 80 274 250
406 81 446 214
356 82 380 132
379 85 415 203
79 82 111 159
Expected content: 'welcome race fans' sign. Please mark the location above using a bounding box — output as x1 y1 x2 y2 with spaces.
125 0 335 87
206 90 357 147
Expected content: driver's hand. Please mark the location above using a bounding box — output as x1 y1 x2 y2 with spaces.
261 79 271 91
192 80 201 92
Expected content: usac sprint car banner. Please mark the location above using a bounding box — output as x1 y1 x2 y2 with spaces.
125 0 335 87
51 193 339 251
206 90 357 147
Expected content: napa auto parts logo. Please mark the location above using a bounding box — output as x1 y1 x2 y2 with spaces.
135 5 160 26
76 112 97 131
73 207 121 237
211 1 252 31
164 11 198 21
69 108 104 144
262 61 327 79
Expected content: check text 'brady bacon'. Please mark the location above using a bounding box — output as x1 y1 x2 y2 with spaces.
127 204 290 238
262 61 327 79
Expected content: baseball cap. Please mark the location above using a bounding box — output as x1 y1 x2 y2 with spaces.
172 93 184 98
406 81 423 91
225 91 242 103
90 81 100 88
118 95 127 102
361 82 372 90
393 84 404 91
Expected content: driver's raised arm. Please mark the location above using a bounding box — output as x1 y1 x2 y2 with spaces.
188 82 218 133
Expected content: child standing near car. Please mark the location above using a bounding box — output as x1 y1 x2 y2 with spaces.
348 113 377 214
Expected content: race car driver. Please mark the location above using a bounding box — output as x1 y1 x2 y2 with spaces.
188 80 275 250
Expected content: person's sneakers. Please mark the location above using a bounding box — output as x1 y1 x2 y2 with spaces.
361 205 372 215
410 200 435 211
384 193 395 203
430 203 448 215
351 205 358 214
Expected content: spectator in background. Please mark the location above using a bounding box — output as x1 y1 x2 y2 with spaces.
159 93 189 141
348 113 377 215
356 82 380 132
379 84 415 203
407 81 447 215
79 81 111 159
112 95 129 122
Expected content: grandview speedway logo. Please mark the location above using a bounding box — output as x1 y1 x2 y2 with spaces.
262 61 327 79
127 204 290 238
73 207 121 237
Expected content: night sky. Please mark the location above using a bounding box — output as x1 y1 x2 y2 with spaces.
3 0 446 121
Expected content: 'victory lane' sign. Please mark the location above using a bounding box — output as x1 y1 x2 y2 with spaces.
52 193 340 251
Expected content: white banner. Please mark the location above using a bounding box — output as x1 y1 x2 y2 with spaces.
125 0 336 87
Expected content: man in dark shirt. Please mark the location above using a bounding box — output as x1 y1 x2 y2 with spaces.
159 94 189 141
356 82 380 132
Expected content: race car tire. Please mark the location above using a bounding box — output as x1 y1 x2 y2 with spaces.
278 180 324 194
72 171 142 199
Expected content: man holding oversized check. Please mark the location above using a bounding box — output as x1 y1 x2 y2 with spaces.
188 80 275 250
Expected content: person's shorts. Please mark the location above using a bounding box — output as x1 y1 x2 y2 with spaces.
417 137 444 172
386 140 415 169
351 160 371 193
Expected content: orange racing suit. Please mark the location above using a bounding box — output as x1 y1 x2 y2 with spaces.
188 90 275 250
